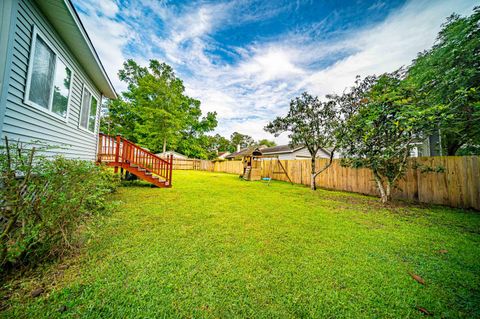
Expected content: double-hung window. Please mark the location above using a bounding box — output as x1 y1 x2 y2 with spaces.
79 86 98 133
25 27 72 119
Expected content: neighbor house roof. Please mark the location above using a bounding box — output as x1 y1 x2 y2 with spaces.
225 147 263 159
156 151 187 158
217 151 231 159
34 0 117 99
261 144 305 155
261 144 333 157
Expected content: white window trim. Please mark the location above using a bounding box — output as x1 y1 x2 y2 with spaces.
24 25 74 123
78 83 100 135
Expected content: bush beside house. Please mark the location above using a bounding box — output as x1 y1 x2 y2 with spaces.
0 139 120 273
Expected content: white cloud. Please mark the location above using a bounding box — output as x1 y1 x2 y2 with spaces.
97 0 119 18
74 0 477 145
75 0 134 92
237 47 306 83
176 0 476 143
300 0 477 98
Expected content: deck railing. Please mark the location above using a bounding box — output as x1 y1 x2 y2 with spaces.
97 134 173 186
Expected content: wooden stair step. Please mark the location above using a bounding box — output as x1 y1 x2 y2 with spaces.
97 134 172 188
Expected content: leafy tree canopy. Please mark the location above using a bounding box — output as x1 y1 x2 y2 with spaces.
335 71 444 202
265 92 340 190
407 7 480 155
230 132 254 149
101 60 217 157
256 139 276 147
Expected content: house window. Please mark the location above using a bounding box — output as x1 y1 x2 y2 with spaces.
80 86 98 132
26 31 72 118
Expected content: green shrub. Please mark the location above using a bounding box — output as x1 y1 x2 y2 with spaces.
0 138 120 271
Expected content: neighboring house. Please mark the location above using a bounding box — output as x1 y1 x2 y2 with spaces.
0 0 116 160
217 151 230 160
225 146 258 160
410 134 442 157
261 144 337 160
225 144 338 161
156 151 188 159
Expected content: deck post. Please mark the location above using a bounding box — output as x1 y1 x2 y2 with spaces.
169 154 173 186
114 135 121 173
97 134 103 162
165 155 170 183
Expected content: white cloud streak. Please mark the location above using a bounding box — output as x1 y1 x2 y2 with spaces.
74 0 477 144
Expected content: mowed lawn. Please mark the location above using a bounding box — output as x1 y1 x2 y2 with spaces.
2 170 480 318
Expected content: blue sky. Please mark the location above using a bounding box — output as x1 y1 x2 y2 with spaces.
73 0 477 143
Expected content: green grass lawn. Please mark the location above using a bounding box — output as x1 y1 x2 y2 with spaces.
2 171 480 318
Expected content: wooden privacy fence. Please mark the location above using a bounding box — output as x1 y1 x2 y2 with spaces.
171 159 243 173
191 157 479 210
162 158 202 170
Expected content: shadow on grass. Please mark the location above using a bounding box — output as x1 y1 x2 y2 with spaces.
120 180 155 188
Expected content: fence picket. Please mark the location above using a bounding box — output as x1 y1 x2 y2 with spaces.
177 157 479 210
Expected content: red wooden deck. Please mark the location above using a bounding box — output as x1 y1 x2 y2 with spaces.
97 134 173 188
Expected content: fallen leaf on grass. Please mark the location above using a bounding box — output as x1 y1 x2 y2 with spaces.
437 249 448 254
409 272 426 285
30 288 44 298
416 306 432 316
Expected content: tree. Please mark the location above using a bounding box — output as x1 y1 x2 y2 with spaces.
175 97 218 158
102 59 217 154
100 98 139 142
335 71 443 203
119 60 187 152
207 134 235 153
230 132 254 149
256 139 276 147
265 92 339 190
407 7 480 155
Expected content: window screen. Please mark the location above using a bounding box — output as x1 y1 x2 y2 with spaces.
80 89 91 129
88 96 98 132
27 33 72 118
28 36 55 109
51 59 71 117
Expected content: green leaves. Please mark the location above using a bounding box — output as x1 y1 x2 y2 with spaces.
334 70 442 202
0 139 120 270
101 59 218 156
265 92 339 154
265 92 340 189
407 7 480 155
230 132 254 149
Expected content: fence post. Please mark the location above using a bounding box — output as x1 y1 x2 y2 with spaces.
114 135 121 173
169 154 173 186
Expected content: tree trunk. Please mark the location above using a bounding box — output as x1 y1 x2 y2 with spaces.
444 133 462 156
373 171 388 203
310 157 316 190
385 182 392 203
447 142 460 156
163 137 167 153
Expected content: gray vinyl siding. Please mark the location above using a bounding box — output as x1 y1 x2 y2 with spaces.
1 0 101 161
292 148 312 159
262 147 337 160
0 0 17 134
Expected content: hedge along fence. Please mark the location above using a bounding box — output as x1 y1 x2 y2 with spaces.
194 157 480 210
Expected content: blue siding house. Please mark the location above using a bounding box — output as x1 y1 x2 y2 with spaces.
0 0 116 160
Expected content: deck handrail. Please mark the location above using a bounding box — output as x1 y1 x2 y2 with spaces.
97 133 173 186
